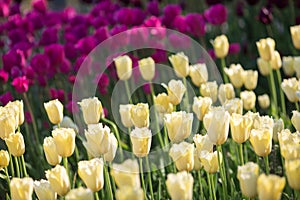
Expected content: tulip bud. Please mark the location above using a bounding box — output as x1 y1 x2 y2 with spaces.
223 98 243 115
257 174 285 200
282 56 295 76
272 119 284 142
130 127 152 157
250 128 272 157
116 186 144 200
243 70 258 90
0 150 9 168
230 113 253 144
192 96 212 121
291 110 300 131
46 165 70 196
200 150 221 173
114 55 132 80
294 57 300 78
0 108 17 140
138 57 155 81
168 52 189 78
5 132 25 157
130 103 149 128
43 137 62 166
189 63 208 86
200 81 218 103
10 177 34 200
240 90 256 110
119 104 133 128
34 179 57 200
44 99 64 125
78 97 103 125
290 25 300 49
169 141 194 171
258 94 270 109
285 159 300 190
270 51 282 70
164 111 193 143
237 162 259 198
257 57 270 76
224 64 245 88
193 134 214 153
166 171 194 200
78 158 104 192
154 93 173 114
52 128 76 158
218 83 235 105
104 133 118 162
6 100 24 126
162 80 186 105
212 35 229 58
256 38 275 61
65 187 94 200
281 78 299 102
111 159 140 189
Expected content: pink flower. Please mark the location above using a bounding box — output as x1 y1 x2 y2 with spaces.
143 83 151 95
32 0 47 13
44 44 65 67
185 13 206 37
229 43 241 55
0 69 9 83
204 4 227 25
12 76 29 93
0 91 13 106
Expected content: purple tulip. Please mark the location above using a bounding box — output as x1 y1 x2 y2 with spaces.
94 26 110 43
64 43 78 60
59 59 72 74
114 8 146 26
229 43 241 55
61 7 76 23
74 56 92 74
0 92 14 106
26 11 44 30
169 33 191 49
0 1 9 17
208 49 217 60
39 27 58 46
152 49 167 63
75 36 97 55
90 15 108 29
10 66 22 79
44 44 65 66
66 101 79 114
258 7 273 24
12 41 33 58
162 4 181 27
128 27 149 47
32 0 47 13
147 1 160 16
94 73 110 95
30 54 50 74
0 69 9 83
8 29 29 45
2 50 26 72
143 83 151 94
110 25 129 47
37 75 47 87
12 76 29 93
44 11 62 28
9 3 21 15
49 88 65 102
143 16 166 39
185 13 206 37
204 4 227 25
23 66 35 85
25 111 32 124
173 15 188 33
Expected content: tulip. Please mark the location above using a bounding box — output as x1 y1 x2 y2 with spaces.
257 174 285 200
211 35 229 58
103 133 118 162
224 64 245 88
0 108 17 140
5 132 25 157
192 96 212 121
281 78 299 102
65 187 94 200
240 90 256 110
257 57 270 76
43 137 62 166
237 162 259 198
164 111 193 143
269 51 282 70
250 128 272 157
130 127 152 157
218 83 235 105
203 107 223 130
258 94 270 109
243 70 258 90
290 25 300 49
193 149 202 170
200 150 221 173
114 55 132 80
245 111 261 129
46 165 70 196
78 158 104 192
78 97 103 125
200 81 218 103
285 159 300 190
193 134 214 153
162 80 186 105
166 171 194 200
154 93 173 114
10 177 34 200
278 129 300 160
168 52 189 78
223 98 243 115
52 128 76 157
115 186 144 200
294 57 300 78
34 179 57 200
6 100 24 126
169 141 194 171
130 103 149 128
44 99 64 125
272 119 284 142
282 56 295 76
189 63 208 86
230 113 253 144
205 108 230 145
138 57 155 81
291 110 300 131
0 150 9 168
111 159 140 189
119 104 133 128
256 38 275 61
252 115 274 130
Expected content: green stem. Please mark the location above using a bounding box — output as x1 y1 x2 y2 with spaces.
4 167 10 196
289 0 295 25
109 162 117 195
206 171 213 200
244 142 248 163
217 145 227 199
146 157 154 200
125 80 133 104
23 93 39 144
197 171 204 199
220 58 229 83
276 69 286 116
296 102 299 111
95 192 100 200
139 158 147 200
268 64 278 118
239 143 244 165
14 156 20 178
210 174 217 200
183 77 190 112
103 163 113 200
21 155 28 177
63 157 71 184
9 153 14 177
264 156 270 175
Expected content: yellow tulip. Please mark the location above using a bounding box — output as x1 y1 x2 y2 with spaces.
168 52 189 78
189 63 208 86
78 97 102 125
6 100 24 126
119 104 133 128
43 137 62 166
65 187 94 200
243 70 258 90
154 93 173 114
52 128 76 158
78 158 104 192
200 150 221 173
169 141 194 171
257 174 285 200
258 94 270 109
240 90 256 111
193 134 214 153
257 57 270 76
138 57 155 81
285 159 300 190
44 99 64 125
130 103 149 128
5 132 25 157
218 83 235 105
250 128 272 157
130 127 152 157
270 51 282 70
224 64 245 88
193 149 202 170
114 55 132 80
0 107 17 140
290 25 300 49
282 56 295 76
291 110 300 132
166 171 194 200
103 133 118 162
256 38 275 61
116 186 144 200
230 113 253 144
278 129 300 160
192 96 212 121
223 98 243 115
294 56 300 78
46 165 70 196
162 80 186 105
10 177 34 200
281 78 299 103
237 162 259 198
272 119 284 142
34 179 57 200
212 35 229 58
0 150 9 168
200 81 218 103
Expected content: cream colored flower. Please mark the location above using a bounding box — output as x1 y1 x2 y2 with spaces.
223 98 243 115
257 174 286 200
282 56 295 76
169 141 194 171
211 35 229 58
237 162 259 198
291 110 300 131
10 177 34 200
281 78 299 102
189 63 208 86
103 133 118 162
34 179 57 200
116 186 144 200
256 38 275 61
0 150 9 168
168 52 189 78
200 150 221 173
130 127 152 157
230 113 253 143
285 159 300 190
258 94 270 109
200 81 218 103
224 64 245 88
78 97 103 125
6 100 24 126
272 119 284 142
130 103 149 128
154 93 173 114
240 90 256 110
193 149 202 170
166 171 194 200
193 134 214 153
65 187 94 200
243 70 258 90
257 58 270 76
270 51 282 70
163 80 186 105
138 57 155 81
5 132 25 157
119 104 133 128
114 55 132 80
250 128 272 157
43 137 62 166
44 99 64 125
294 57 300 78
0 107 17 140
52 128 76 158
192 96 212 121
46 165 70 196
290 25 300 49
218 83 235 105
